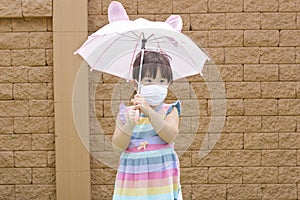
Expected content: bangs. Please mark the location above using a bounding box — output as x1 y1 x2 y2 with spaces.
133 63 173 83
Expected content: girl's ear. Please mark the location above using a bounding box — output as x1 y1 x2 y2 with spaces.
108 1 129 23
130 79 138 91
165 15 183 32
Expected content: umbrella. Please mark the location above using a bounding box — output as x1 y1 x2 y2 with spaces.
74 1 210 92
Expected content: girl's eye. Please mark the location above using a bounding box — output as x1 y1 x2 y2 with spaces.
146 79 152 82
160 80 165 83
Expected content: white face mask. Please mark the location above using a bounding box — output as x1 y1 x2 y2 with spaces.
140 84 168 106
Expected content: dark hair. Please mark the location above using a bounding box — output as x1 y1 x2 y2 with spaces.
132 51 173 83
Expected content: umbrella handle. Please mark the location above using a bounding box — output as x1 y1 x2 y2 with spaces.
135 109 140 123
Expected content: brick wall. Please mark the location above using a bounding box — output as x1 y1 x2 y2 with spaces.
89 0 300 199
0 0 55 199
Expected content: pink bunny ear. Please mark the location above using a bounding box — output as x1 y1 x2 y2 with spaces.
108 1 129 23
165 15 183 32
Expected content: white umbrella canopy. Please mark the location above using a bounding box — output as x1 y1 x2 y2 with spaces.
74 1 210 83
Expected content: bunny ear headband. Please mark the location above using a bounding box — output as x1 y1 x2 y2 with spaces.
108 1 183 32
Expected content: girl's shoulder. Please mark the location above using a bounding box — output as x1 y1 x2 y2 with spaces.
162 100 181 116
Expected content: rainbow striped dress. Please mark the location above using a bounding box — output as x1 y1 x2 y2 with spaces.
113 100 182 200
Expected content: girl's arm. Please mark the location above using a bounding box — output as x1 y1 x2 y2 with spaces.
112 108 136 153
147 107 179 143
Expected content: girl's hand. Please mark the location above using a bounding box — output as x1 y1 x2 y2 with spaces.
131 94 151 116
125 106 139 125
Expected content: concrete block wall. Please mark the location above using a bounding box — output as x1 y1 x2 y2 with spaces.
0 0 55 199
89 0 300 199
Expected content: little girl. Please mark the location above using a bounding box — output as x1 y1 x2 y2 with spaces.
112 50 183 200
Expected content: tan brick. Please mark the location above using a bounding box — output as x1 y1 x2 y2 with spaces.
0 84 12 99
279 64 300 81
244 64 278 81
262 184 297 200
0 67 28 83
46 49 53 65
29 32 52 49
178 151 191 167
0 168 31 184
204 47 224 64
244 30 279 47
173 0 207 13
14 117 48 134
95 83 119 100
262 150 297 166
209 167 242 183
91 169 105 184
181 185 192 200
244 133 278 149
212 133 243 150
90 135 105 151
89 0 102 15
11 18 47 32
0 118 13 134
0 18 12 31
91 185 114 200
137 0 172 14
0 152 13 167
298 150 300 165
208 65 243 82
261 13 296 29
47 83 53 99
0 50 11 66
0 33 29 49
226 99 244 115
279 133 300 149
11 49 45 66
47 151 55 167
226 116 261 133
183 31 208 47
32 168 55 184
48 117 54 133
0 0 22 18
0 101 29 117
0 185 14 200
278 167 300 184
279 0 300 11
227 184 262 199
262 116 296 133
15 185 56 200
243 167 278 184
260 47 296 64
261 82 296 98
225 47 260 64
102 0 137 14
32 134 54 150
280 30 300 47
226 150 261 166
22 0 52 17
191 14 226 30
191 82 209 99
192 150 226 167
14 83 48 100
244 99 277 116
244 0 278 11
209 30 243 47
207 99 227 116
0 134 31 150
98 117 115 135
226 13 260 29
192 184 226 200
278 99 300 115
29 100 54 116
14 151 47 167
226 82 261 98
181 167 208 184
209 0 242 12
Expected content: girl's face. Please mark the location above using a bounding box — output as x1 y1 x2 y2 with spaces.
140 69 168 86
